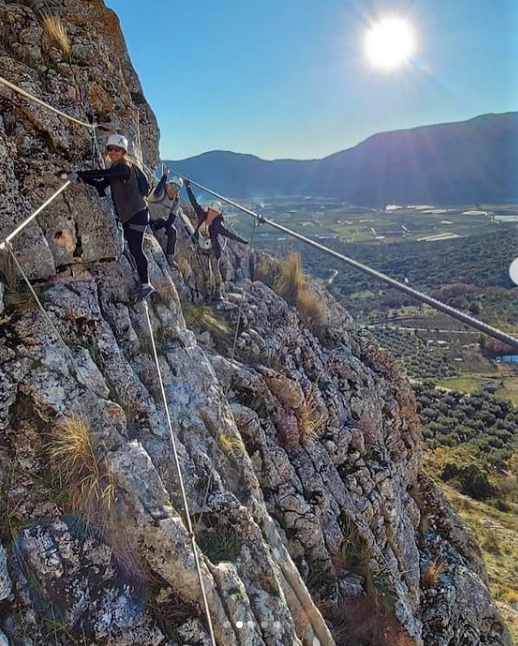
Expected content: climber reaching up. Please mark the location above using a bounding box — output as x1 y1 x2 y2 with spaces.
147 174 186 270
184 179 248 301
68 134 154 301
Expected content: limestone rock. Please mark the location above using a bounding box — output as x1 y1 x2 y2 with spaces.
0 1 512 646
0 543 11 601
13 517 166 644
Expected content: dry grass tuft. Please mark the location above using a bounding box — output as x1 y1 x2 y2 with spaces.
252 253 281 287
217 432 246 470
0 249 17 290
337 515 373 575
41 11 71 61
48 417 144 578
252 251 324 323
482 527 501 555
319 583 415 646
217 432 245 456
154 285 176 305
3 290 34 314
422 558 446 588
503 588 518 604
297 286 324 323
272 252 324 323
147 578 200 639
0 250 34 314
274 252 304 305
183 304 230 338
298 387 326 444
48 417 114 518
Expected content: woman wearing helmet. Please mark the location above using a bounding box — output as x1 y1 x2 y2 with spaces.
184 179 248 301
148 174 184 269
70 134 154 301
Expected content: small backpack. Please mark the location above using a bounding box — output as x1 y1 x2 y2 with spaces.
134 165 150 198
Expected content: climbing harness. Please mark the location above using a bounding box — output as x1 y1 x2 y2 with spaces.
198 229 213 252
173 173 518 351
142 302 217 646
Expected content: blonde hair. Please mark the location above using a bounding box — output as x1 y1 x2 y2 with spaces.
105 152 132 166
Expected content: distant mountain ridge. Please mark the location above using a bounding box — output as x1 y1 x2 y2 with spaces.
167 112 518 205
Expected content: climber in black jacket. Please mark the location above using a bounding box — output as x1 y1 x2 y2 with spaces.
69 134 154 301
184 179 248 301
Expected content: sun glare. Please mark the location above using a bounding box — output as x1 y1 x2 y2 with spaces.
365 17 416 71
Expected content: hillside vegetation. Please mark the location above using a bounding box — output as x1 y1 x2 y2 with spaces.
170 112 518 204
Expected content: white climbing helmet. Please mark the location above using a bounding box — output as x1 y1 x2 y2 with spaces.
207 200 223 214
169 176 183 191
105 133 129 152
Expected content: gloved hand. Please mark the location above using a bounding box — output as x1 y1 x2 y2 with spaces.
190 231 199 245
242 240 249 245
183 178 190 188
67 171 79 182
150 218 167 231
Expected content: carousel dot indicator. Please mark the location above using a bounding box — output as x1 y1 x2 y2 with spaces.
510 258 518 286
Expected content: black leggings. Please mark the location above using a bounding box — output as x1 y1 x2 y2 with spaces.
150 215 177 256
165 222 177 256
123 209 149 284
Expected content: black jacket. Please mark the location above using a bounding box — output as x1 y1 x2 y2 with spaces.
186 186 247 258
77 161 147 223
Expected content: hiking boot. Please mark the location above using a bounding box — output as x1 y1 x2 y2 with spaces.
138 284 155 301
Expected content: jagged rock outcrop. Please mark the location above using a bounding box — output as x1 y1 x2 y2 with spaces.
0 2 513 645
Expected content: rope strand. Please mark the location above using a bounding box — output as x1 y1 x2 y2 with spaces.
142 302 217 646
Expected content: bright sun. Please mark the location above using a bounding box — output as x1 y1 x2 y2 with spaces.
364 17 416 71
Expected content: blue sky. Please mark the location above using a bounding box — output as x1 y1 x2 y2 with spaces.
106 0 517 161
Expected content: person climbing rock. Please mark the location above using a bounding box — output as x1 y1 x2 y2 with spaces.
147 174 184 269
184 179 248 301
69 134 154 301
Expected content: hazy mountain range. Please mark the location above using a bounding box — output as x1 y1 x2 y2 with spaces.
167 112 518 205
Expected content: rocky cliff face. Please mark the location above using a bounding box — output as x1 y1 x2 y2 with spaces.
0 2 513 645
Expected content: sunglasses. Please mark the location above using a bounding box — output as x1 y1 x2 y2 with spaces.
106 146 123 152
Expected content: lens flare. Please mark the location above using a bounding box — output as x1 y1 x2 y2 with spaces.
364 17 416 70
